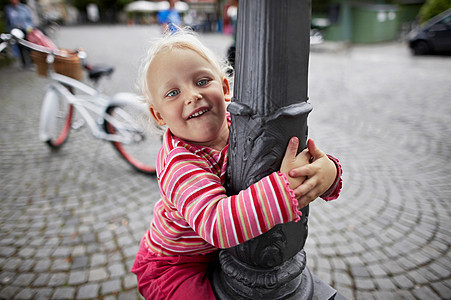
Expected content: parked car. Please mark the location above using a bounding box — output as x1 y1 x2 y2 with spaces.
408 8 451 55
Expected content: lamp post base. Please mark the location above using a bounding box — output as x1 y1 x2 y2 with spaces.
212 249 314 300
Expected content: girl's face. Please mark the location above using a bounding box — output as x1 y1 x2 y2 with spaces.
148 48 231 150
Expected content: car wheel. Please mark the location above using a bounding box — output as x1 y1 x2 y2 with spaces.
412 40 430 55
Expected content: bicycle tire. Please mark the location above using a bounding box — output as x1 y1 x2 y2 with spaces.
104 104 159 174
39 86 73 149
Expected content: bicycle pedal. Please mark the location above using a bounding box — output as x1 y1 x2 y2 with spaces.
72 119 85 130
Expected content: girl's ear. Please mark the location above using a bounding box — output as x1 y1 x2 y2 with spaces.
149 105 166 126
222 78 231 102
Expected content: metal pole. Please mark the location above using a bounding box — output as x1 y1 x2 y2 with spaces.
211 0 320 298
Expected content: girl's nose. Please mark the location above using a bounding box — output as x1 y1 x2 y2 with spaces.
185 90 202 104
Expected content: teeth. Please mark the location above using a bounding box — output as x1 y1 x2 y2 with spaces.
189 109 208 119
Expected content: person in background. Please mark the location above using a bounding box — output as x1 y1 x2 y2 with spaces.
157 0 181 34
4 0 35 68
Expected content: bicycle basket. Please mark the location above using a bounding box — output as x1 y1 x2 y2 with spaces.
31 49 83 80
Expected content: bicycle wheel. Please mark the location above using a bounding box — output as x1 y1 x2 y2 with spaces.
104 104 160 174
39 86 73 149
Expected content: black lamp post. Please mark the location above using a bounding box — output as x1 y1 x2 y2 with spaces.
211 1 340 299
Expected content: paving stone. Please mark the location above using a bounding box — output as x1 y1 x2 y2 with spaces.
72 245 87 257
391 274 414 289
12 273 36 287
14 287 36 299
18 248 36 258
109 262 126 278
32 273 51 287
3 257 22 271
89 267 109 282
108 251 123 263
47 273 68 287
34 247 55 259
34 288 53 300
18 258 35 272
98 230 114 242
429 261 451 278
430 281 451 299
355 290 376 300
86 243 100 254
419 268 441 282
374 277 397 291
0 271 15 285
81 233 96 244
396 256 418 270
373 290 397 300
34 259 51 272
350 264 371 278
333 269 353 287
91 253 107 267
76 283 99 299
101 279 122 295
72 255 89 269
354 278 376 290
330 257 347 271
52 246 72 257
123 274 138 289
0 286 20 299
51 258 72 271
52 287 76 300
412 285 442 300
118 290 141 300
380 261 405 276
123 245 139 259
68 270 88 285
117 235 134 248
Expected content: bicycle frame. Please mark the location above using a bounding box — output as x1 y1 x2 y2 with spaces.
40 72 145 145
4 30 146 145
3 29 157 174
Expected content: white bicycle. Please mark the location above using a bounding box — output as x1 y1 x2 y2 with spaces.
1 29 159 174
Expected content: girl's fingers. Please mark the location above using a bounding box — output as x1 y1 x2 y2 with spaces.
289 164 312 178
307 139 325 161
284 137 299 161
297 195 315 210
293 177 316 197
281 137 300 176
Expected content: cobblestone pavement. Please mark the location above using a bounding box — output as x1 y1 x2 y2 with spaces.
1 25 450 299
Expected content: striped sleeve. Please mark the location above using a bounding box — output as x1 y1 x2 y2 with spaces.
159 148 300 249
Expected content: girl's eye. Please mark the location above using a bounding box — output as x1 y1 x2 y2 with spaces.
166 90 179 97
197 79 209 86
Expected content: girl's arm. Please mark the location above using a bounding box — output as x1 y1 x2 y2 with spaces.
159 148 301 249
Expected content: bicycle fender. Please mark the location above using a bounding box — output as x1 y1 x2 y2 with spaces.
39 87 59 142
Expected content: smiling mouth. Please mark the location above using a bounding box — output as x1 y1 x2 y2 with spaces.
188 109 209 119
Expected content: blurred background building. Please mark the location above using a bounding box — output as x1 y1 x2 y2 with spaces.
3 0 448 43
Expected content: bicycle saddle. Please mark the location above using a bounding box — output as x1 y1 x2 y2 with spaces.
87 64 114 81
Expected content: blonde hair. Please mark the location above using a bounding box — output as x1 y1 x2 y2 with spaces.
139 28 232 106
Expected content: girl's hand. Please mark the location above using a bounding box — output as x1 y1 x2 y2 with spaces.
289 139 337 209
280 137 310 191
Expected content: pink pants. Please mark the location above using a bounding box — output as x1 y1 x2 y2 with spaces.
131 238 219 300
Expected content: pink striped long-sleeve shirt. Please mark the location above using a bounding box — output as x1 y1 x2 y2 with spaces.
145 137 301 256
145 117 342 256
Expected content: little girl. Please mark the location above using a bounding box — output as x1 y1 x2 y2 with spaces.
132 29 343 299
